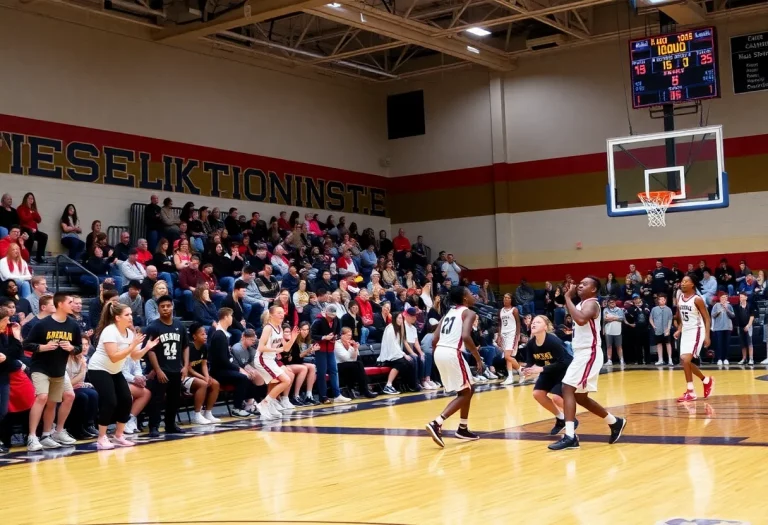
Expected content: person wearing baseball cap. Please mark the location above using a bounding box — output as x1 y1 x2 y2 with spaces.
404 307 435 390
310 304 349 403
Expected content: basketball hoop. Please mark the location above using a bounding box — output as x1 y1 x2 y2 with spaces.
638 191 675 227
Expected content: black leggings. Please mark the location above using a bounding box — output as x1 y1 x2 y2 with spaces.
88 370 132 426
383 358 417 389
22 228 48 260
212 369 261 409
338 361 370 390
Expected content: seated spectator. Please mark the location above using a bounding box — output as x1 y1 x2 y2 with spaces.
305 292 322 321
160 197 181 242
85 220 102 257
183 323 222 425
144 280 169 326
372 301 392 340
419 325 440 390
0 243 32 298
313 270 337 294
17 275 48 321
0 226 30 261
404 307 431 387
174 239 193 272
199 263 228 307
119 280 145 327
715 258 736 296
739 273 757 299
1 282 21 312
21 294 54 345
17 192 47 264
256 264 280 302
699 268 717 305
192 284 218 327
381 261 397 289
355 288 375 337
65 337 99 440
223 280 249 332
0 193 19 239
140 265 173 302
279 324 317 405
114 231 133 262
186 209 206 253
337 249 359 279
152 238 176 277
377 312 417 394
88 284 119 331
274 289 298 328
209 311 258 418
334 327 377 398
378 230 393 255
292 279 310 317
59 204 86 261
281 266 300 295
735 260 751 289
478 279 495 306
121 248 147 285
71 295 94 342
178 255 205 313
230 329 266 414
341 300 366 344
514 279 536 316
208 207 225 232
329 290 347 318
270 245 291 278
136 238 153 266
240 267 268 326
83 245 123 293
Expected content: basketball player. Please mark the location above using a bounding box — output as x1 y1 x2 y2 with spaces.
674 275 714 402
254 305 299 420
497 293 522 386
549 277 626 451
425 286 484 448
521 315 575 435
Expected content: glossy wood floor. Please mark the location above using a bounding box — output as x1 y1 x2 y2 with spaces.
3 368 767 525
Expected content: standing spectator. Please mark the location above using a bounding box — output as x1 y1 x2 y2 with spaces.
514 279 536 316
623 295 650 365
23 292 80 451
602 273 620 297
733 291 756 365
144 295 188 437
735 260 751 289
650 295 674 366
64 337 99 440
160 197 181 242
310 304 348 404
711 293 734 365
21 294 55 341
17 192 47 264
0 194 20 239
0 306 23 453
651 259 672 298
0 243 32 298
144 195 163 251
59 204 86 261
442 254 462 286
89 303 158 449
378 230 393 255
603 297 625 366
628 264 643 286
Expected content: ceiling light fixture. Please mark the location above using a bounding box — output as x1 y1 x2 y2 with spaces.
466 46 480 54
465 27 491 37
327 3 341 7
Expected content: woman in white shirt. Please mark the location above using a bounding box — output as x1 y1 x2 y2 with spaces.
334 327 377 398
420 282 434 311
0 243 32 298
377 312 418 395
88 303 158 449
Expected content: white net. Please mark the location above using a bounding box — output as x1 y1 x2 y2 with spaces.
637 191 674 227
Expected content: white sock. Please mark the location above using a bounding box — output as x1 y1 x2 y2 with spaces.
702 376 710 385
565 421 575 438
204 410 214 418
386 383 393 387
556 412 564 420
459 418 469 427
435 415 445 425
195 410 202 415
604 414 617 425
687 382 694 391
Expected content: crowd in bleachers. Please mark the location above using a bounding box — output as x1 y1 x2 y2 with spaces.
0 190 767 453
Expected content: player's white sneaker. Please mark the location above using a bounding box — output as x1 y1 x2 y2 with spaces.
502 375 515 386
619 359 626 366
761 358 768 365
191 412 212 425
474 374 487 383
279 397 296 410
737 359 746 365
655 360 664 365
334 395 351 403
716 360 723 365
606 360 613 366
723 360 730 365
748 359 754 365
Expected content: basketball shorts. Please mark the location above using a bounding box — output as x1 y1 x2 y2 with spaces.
679 327 705 357
653 334 670 345
434 345 473 393
533 372 564 397
562 347 604 394
500 333 517 354
254 352 286 383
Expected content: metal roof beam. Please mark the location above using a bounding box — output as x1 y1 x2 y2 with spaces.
311 41 406 63
153 0 332 43
490 0 588 39
306 3 514 70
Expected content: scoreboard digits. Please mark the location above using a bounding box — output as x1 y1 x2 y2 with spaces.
629 27 720 108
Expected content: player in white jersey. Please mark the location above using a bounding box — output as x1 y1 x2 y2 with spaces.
549 276 627 451
673 275 714 402
254 305 298 420
425 286 485 448
497 293 522 385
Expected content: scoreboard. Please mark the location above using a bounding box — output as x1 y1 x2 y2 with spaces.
629 28 720 108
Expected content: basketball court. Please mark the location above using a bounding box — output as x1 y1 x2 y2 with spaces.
2 368 766 525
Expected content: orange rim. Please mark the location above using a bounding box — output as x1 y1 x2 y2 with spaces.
638 191 675 204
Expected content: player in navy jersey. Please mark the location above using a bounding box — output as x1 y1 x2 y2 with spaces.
144 295 189 437
425 286 485 448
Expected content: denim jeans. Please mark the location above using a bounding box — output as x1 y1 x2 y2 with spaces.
555 307 566 326
219 277 236 294
315 351 340 400
0 227 7 240
147 230 160 253
479 345 500 367
360 326 369 345
521 301 536 316
176 289 195 313
81 274 123 293
158 272 174 297
61 236 86 261
243 301 265 328
713 330 730 361
417 350 433 380
191 237 204 253
15 279 31 299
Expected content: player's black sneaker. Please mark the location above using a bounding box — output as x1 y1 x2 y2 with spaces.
548 434 580 450
148 427 161 438
550 418 565 435
549 417 579 435
425 420 445 448
455 427 480 441
608 417 627 444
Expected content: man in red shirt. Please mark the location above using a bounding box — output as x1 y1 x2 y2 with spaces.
136 238 153 266
201 263 227 307
393 228 411 253
0 226 30 261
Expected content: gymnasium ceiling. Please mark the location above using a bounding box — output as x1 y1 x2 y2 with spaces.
6 0 768 81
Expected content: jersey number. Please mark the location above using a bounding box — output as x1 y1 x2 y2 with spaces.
681 311 689 322
163 343 178 359
441 317 456 335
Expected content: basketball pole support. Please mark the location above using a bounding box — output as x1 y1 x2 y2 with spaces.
660 11 679 193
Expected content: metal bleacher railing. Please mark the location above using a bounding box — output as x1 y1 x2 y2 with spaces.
53 254 98 294
128 202 181 241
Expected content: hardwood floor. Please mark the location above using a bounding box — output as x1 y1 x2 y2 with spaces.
2 368 766 525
